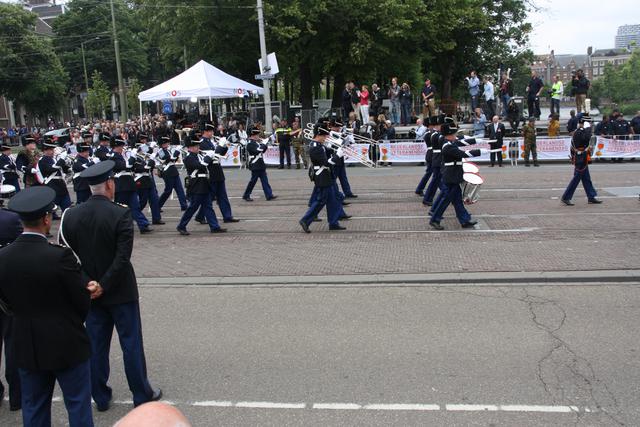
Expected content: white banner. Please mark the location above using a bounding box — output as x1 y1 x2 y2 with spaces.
220 144 243 167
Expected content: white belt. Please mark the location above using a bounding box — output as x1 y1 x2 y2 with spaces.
250 153 263 164
114 171 132 178
444 161 460 166
313 165 327 175
134 173 150 181
432 149 441 153
426 147 432 151
73 172 81 179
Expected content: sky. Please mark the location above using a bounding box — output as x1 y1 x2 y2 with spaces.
527 0 639 54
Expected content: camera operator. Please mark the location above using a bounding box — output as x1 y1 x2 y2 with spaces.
525 71 543 119
571 69 590 114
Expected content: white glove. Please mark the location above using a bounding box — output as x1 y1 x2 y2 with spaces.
203 150 215 158
58 151 67 160
479 148 490 155
336 147 345 158
217 137 227 147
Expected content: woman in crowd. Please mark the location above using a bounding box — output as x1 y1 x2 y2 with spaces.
399 82 413 125
359 85 370 126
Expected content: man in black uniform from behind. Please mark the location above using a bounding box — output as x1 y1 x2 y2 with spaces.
58 161 162 411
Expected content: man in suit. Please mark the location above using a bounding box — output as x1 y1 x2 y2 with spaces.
0 186 93 426
58 161 162 411
0 184 22 411
486 115 505 167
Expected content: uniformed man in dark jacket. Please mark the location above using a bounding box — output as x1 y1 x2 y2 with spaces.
94 133 111 161
0 184 22 411
0 143 20 192
38 139 71 215
157 136 188 211
196 124 238 224
415 116 437 196
72 141 94 204
242 129 277 201
177 137 226 235
136 134 163 225
1 186 93 426
561 115 603 205
109 137 152 233
58 161 162 411
429 121 485 230
423 115 447 206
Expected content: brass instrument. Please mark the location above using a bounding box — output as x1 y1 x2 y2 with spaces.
302 126 375 168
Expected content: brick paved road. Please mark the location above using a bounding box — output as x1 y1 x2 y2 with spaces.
56 162 640 279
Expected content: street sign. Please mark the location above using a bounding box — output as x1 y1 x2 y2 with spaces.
255 73 276 80
162 102 172 114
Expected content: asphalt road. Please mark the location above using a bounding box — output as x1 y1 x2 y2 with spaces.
2 283 637 426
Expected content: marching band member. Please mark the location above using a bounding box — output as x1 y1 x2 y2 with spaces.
72 141 95 204
176 137 226 235
330 117 357 199
429 121 486 230
94 133 112 161
561 114 603 206
135 134 164 225
0 143 20 192
38 139 71 217
196 124 238 224
299 120 346 233
81 131 95 157
415 116 439 196
157 136 188 211
15 135 39 188
109 137 153 233
242 129 277 201
422 115 446 206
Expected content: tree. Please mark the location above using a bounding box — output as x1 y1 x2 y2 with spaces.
127 78 143 117
85 71 112 119
52 0 149 92
0 4 68 121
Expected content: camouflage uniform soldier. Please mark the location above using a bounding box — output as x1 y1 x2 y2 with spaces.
522 117 539 167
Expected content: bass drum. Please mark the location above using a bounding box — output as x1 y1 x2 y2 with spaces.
461 172 484 204
462 161 480 174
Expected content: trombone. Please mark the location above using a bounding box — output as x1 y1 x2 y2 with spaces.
302 127 376 168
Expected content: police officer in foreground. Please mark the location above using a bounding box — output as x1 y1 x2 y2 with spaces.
561 114 603 206
0 184 22 411
0 186 93 426
58 161 162 411
429 121 486 230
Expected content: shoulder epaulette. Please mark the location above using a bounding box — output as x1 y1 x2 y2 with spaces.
48 241 65 248
115 202 128 208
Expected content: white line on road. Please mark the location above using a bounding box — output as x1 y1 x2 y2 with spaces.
378 228 540 234
12 396 595 414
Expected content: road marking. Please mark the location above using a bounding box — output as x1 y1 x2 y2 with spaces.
4 396 595 414
378 228 539 234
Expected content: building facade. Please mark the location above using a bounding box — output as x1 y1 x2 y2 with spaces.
615 24 640 50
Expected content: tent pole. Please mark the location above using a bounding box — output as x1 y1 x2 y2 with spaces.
208 96 213 122
139 100 143 130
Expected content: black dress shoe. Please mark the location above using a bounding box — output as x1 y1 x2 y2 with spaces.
96 397 113 412
140 226 154 234
267 195 278 201
177 228 190 236
299 220 310 233
588 198 603 204
423 201 432 206
525 163 531 167
415 191 423 196
223 218 240 223
561 199 574 206
342 201 350 206
243 197 254 202
461 221 478 228
150 388 163 402
211 228 227 233
196 218 208 224
152 220 165 225
329 225 346 230
345 194 358 198
10 403 21 411
278 166 284 169
340 215 352 220
429 221 444 230
534 163 540 167
312 217 322 222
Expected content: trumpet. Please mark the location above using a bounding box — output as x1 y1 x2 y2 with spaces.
302 127 375 168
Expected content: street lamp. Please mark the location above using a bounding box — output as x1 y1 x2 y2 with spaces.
81 37 103 92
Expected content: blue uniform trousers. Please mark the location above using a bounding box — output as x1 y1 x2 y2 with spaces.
301 185 342 227
2 175 20 192
86 302 154 408
158 175 187 210
243 170 273 199
19 360 93 427
423 166 441 204
429 179 448 214
178 193 220 231
197 180 232 221
415 164 433 194
115 191 150 230
0 313 21 408
562 166 597 201
54 192 72 212
309 185 347 218
137 187 161 222
335 164 354 196
75 190 91 204
431 183 472 224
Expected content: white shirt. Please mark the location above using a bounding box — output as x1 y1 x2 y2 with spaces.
484 81 494 101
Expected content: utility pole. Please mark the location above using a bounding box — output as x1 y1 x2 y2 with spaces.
110 0 127 120
81 41 89 93
256 0 272 132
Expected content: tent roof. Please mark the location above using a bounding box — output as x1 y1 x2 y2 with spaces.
138 60 264 101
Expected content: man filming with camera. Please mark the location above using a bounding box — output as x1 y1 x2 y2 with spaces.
571 69 590 114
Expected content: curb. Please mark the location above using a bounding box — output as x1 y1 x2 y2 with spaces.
137 269 640 287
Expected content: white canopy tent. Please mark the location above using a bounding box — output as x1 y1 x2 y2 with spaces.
137 59 264 122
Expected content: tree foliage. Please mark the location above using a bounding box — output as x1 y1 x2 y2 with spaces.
591 50 640 109
85 71 112 119
52 0 149 92
127 78 143 116
0 3 68 119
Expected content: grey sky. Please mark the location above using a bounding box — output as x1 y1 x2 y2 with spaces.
528 0 638 54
